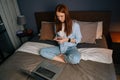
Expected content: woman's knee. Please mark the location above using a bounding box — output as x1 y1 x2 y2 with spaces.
39 48 57 60
67 53 81 64
39 48 46 57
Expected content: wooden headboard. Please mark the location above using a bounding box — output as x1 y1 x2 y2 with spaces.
35 11 111 36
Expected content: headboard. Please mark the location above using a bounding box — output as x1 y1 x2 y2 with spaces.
35 11 111 36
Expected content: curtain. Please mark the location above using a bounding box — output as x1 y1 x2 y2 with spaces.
0 0 22 48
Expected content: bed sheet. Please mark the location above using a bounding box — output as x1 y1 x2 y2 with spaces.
0 51 116 80
17 42 112 64
0 35 116 80
0 40 116 80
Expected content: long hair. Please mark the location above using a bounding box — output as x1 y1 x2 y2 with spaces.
54 4 72 36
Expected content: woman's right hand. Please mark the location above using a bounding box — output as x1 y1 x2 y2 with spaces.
54 37 62 40
54 37 64 44
53 37 57 40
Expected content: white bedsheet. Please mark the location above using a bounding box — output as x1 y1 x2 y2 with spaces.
78 48 113 64
16 42 113 64
16 42 55 55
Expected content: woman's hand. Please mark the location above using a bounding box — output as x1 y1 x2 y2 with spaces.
53 37 58 40
53 37 62 40
55 37 68 44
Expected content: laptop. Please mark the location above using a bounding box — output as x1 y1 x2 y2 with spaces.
31 60 63 80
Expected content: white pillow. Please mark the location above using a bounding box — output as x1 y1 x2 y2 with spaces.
96 21 103 39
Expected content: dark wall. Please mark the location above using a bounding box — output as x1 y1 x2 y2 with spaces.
17 0 120 33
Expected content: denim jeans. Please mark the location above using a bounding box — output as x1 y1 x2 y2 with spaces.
39 46 81 64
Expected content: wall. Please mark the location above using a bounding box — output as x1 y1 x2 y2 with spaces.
110 0 120 32
17 0 120 33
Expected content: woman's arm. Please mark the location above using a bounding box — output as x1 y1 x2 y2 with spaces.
71 22 82 44
60 22 82 44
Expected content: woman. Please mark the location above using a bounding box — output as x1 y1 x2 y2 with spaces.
39 4 82 64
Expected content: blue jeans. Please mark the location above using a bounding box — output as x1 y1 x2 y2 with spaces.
39 46 81 64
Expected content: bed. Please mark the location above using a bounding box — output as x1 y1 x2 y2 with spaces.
0 11 116 80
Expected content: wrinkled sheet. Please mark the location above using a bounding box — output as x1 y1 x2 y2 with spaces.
0 51 116 80
0 41 116 80
78 48 113 64
17 42 113 64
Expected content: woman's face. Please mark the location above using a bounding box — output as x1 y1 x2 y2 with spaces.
56 12 65 23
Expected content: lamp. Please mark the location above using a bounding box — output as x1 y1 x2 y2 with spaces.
17 15 27 31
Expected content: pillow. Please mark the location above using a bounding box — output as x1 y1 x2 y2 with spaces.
40 21 55 40
76 21 98 43
96 21 103 39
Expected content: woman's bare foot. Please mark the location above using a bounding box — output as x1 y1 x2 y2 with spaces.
53 54 65 63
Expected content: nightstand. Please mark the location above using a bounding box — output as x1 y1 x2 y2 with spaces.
109 32 120 74
110 32 120 64
16 29 33 44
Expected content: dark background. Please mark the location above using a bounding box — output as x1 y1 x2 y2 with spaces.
17 0 120 34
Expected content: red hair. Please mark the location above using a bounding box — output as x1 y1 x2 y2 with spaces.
54 4 72 36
